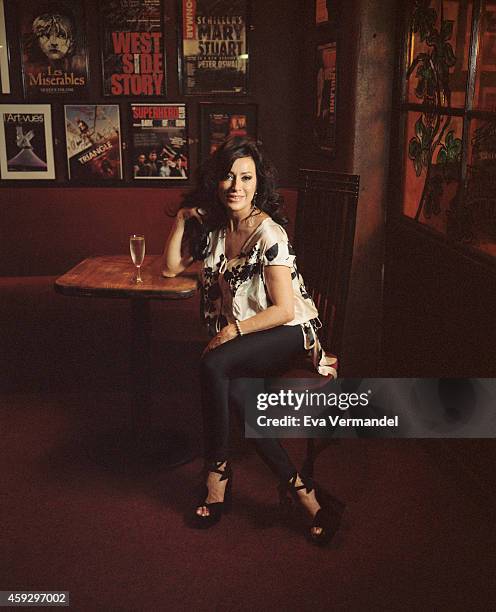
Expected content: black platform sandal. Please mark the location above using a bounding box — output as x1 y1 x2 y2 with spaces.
279 473 334 546
191 460 232 529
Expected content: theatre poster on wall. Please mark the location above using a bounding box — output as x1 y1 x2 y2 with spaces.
0 0 11 94
64 105 123 181
19 0 90 98
130 104 188 180
315 41 337 155
0 104 55 180
199 103 257 162
100 0 166 97
180 0 249 95
316 0 335 25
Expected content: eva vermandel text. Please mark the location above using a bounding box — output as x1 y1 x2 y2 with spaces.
256 414 399 428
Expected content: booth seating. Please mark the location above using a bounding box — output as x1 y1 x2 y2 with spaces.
0 187 297 392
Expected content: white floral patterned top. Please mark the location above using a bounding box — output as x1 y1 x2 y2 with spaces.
200 217 337 377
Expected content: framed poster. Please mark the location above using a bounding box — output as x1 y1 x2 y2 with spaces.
180 0 249 95
315 41 337 154
481 9 496 72
315 0 332 24
100 0 166 97
0 0 10 94
0 104 55 179
130 104 188 180
19 0 90 99
64 105 123 181
199 102 257 161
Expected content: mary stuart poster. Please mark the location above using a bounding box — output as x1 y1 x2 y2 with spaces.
181 0 248 95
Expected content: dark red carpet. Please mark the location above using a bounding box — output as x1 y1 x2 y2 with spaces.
1 391 494 611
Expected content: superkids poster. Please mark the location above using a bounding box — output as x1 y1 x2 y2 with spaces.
131 104 188 180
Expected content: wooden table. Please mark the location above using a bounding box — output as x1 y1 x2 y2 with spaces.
55 255 200 468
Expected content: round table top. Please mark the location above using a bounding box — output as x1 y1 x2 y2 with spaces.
54 256 200 300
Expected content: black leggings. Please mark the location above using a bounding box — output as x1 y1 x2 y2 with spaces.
199 325 304 482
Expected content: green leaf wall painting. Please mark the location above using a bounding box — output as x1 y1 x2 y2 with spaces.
405 0 463 221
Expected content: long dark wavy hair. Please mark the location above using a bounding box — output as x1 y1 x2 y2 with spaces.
180 137 287 260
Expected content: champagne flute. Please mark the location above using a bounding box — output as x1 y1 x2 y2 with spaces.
130 234 145 283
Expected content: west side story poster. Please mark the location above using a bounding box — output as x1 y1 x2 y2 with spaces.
101 0 166 96
19 0 90 98
181 0 248 95
64 105 123 181
131 104 188 179
0 104 55 179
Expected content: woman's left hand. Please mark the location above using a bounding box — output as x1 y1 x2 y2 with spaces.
202 323 238 356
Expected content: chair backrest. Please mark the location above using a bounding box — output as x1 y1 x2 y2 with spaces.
294 169 359 358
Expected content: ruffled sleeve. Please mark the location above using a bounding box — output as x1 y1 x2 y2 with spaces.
260 224 296 268
313 343 339 378
302 320 338 378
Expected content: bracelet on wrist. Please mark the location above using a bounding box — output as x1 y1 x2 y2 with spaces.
235 320 243 337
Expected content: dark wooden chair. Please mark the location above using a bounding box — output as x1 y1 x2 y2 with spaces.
282 169 360 476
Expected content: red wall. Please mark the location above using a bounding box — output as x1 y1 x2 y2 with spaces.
0 187 297 276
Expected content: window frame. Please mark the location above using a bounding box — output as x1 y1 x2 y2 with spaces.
390 0 496 264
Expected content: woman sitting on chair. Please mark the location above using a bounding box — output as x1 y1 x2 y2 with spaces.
162 137 337 545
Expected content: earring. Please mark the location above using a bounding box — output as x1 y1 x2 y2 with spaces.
251 194 259 221
245 199 257 227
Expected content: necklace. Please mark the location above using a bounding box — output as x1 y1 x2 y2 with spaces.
242 205 260 227
226 205 260 234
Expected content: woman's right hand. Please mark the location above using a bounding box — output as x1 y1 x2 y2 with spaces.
162 207 205 277
176 207 206 224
